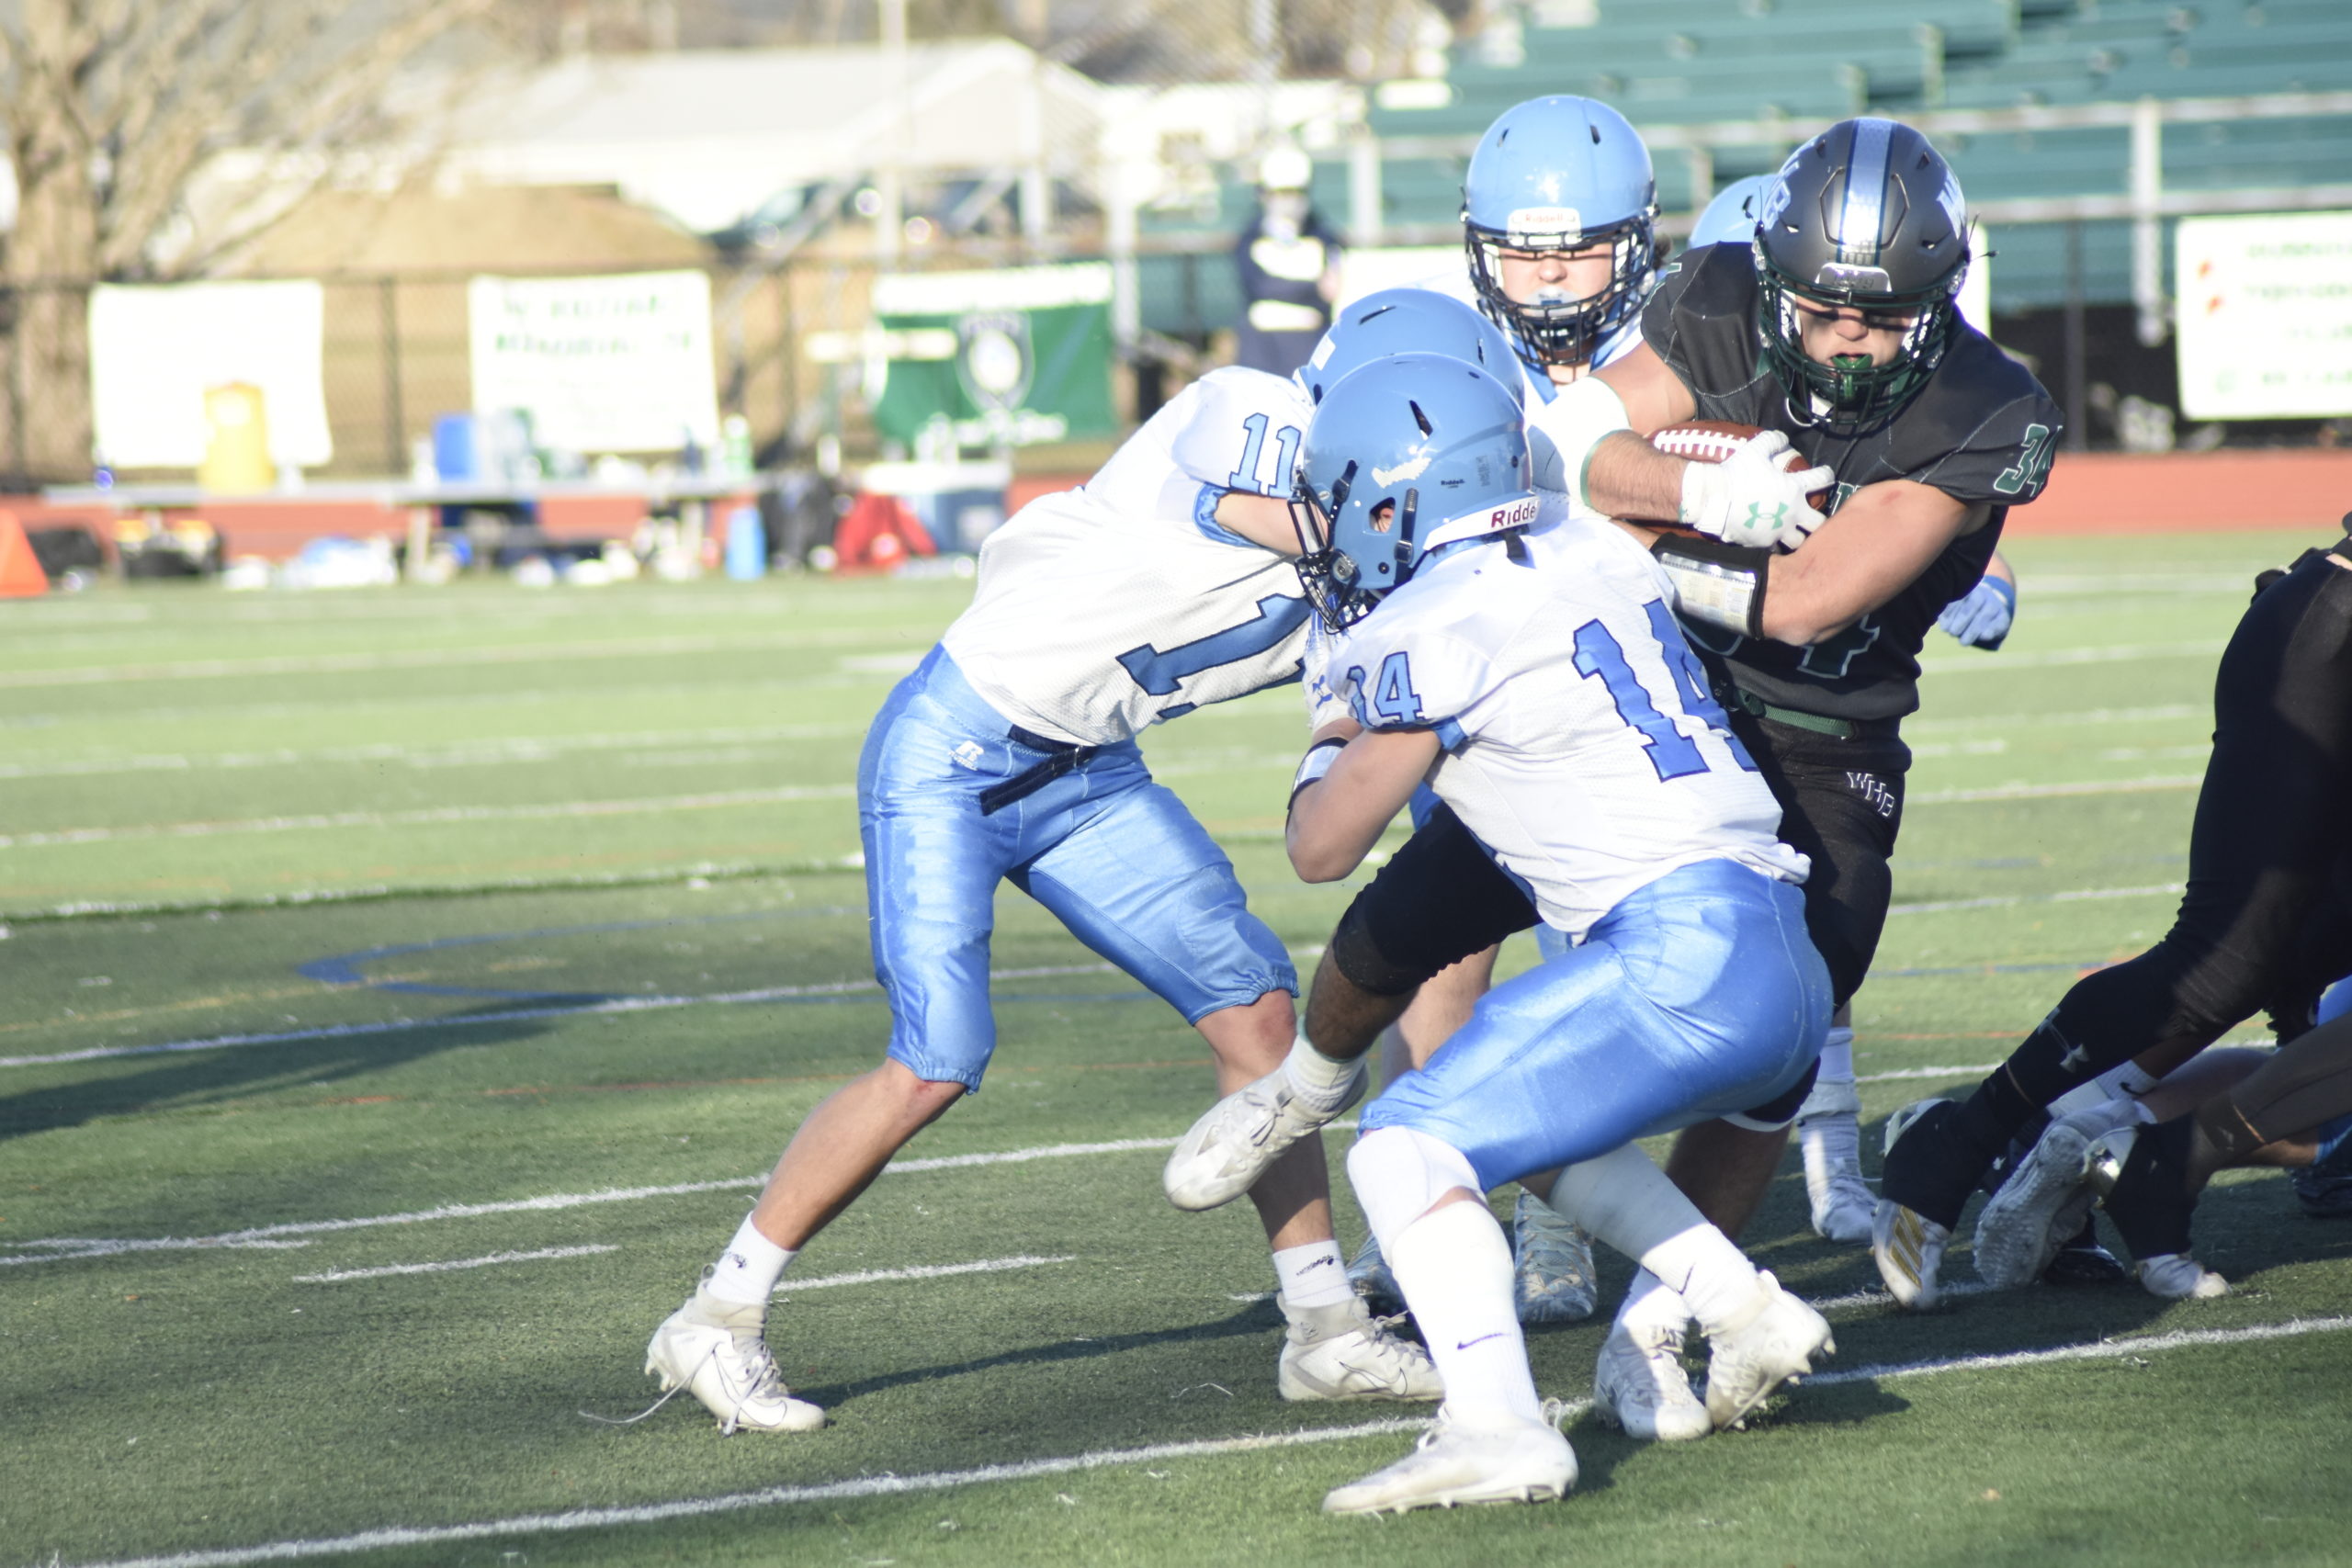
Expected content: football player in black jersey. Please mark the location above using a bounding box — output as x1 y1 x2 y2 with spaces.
1873 533 2352 1306
1520 114 2062 1431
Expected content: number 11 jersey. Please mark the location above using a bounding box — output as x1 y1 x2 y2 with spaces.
1333 516 1808 941
942 367 1317 747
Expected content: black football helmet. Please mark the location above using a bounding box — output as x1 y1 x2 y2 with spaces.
1754 118 1970 430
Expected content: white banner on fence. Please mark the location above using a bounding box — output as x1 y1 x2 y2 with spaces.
468 270 720 454
2177 212 2352 421
88 281 333 468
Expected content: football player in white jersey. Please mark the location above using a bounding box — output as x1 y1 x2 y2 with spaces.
639 346 1456 1434
1263 355 1837 1511
639 288 1535 1434
1350 93 1669 1328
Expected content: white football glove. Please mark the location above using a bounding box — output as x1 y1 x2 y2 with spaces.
1301 618 1350 733
1677 429 1835 550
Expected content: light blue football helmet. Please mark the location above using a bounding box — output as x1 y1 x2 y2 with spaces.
1290 353 1538 631
1462 96 1659 372
1687 174 1775 252
1297 288 1525 408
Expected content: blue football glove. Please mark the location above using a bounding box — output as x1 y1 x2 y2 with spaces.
1937 575 2016 649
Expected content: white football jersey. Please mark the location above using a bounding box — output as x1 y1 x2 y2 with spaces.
1332 516 1807 939
942 367 1317 747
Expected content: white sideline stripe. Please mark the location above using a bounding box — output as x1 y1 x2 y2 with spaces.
1916 638 2225 676
778 1255 1077 1292
2 1141 1174 1265
0 785 856 851
1887 882 2182 916
58 1316 2352 1568
0 962 1121 1070
294 1246 619 1283
1909 775 2202 806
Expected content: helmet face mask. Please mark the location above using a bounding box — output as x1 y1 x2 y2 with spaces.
1292 354 1536 634
1460 96 1660 373
1464 216 1656 371
1754 117 1970 431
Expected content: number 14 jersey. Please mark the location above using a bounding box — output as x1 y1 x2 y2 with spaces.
943 367 1316 747
1334 517 1808 941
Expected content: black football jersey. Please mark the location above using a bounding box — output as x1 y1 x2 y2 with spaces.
1644 243 2064 721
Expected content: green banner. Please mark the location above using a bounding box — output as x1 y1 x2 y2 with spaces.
868 263 1116 448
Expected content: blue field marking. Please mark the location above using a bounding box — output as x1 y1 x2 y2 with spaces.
297 906 865 1001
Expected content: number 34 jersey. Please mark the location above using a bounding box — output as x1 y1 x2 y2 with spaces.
1334 517 1809 941
942 367 1317 747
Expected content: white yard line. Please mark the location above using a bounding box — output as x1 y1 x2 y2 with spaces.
0 631 916 690
56 1316 2352 1568
1857 1063 2000 1084
1915 639 2226 676
777 1255 1078 1292
1887 882 2183 917
293 1246 620 1283
0 962 1120 1070
1908 775 2202 806
0 785 856 851
2 1140 1172 1267
0 725 868 782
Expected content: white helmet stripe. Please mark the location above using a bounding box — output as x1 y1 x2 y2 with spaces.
1835 118 1896 265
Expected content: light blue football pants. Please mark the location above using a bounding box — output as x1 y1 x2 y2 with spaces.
1361 858 1832 1191
858 646 1297 1091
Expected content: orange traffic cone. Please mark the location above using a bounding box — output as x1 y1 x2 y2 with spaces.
0 512 48 598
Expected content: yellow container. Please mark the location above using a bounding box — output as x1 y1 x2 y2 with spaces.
198 382 274 492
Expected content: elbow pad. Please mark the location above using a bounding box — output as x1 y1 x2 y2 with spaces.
1650 531 1770 638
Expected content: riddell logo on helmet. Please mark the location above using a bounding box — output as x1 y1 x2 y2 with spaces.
1505 206 1582 244
1485 497 1541 530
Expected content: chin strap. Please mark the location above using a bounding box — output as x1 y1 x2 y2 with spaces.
1648 531 1770 637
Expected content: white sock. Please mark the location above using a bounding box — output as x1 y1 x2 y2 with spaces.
1796 1026 1860 1122
1272 1239 1353 1309
1818 1028 1854 1085
1387 1200 1541 1429
1547 1144 1759 1338
706 1213 794 1306
1612 1267 1693 1340
1282 1027 1363 1107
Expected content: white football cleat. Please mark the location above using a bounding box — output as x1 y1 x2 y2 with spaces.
1322 1404 1576 1515
1702 1271 1835 1430
1796 1075 1875 1244
1278 1294 1443 1403
645 1288 826 1434
1971 1103 2138 1289
2134 1253 2230 1300
1872 1198 1951 1311
1592 1318 1712 1442
1163 1059 1365 1212
1512 1192 1599 1325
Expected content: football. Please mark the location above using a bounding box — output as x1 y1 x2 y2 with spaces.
1650 420 1835 513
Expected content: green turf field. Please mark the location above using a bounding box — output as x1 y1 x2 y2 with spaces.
6 533 2351 1567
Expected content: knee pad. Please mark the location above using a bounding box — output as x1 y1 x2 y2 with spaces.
1347 1126 1483 1246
